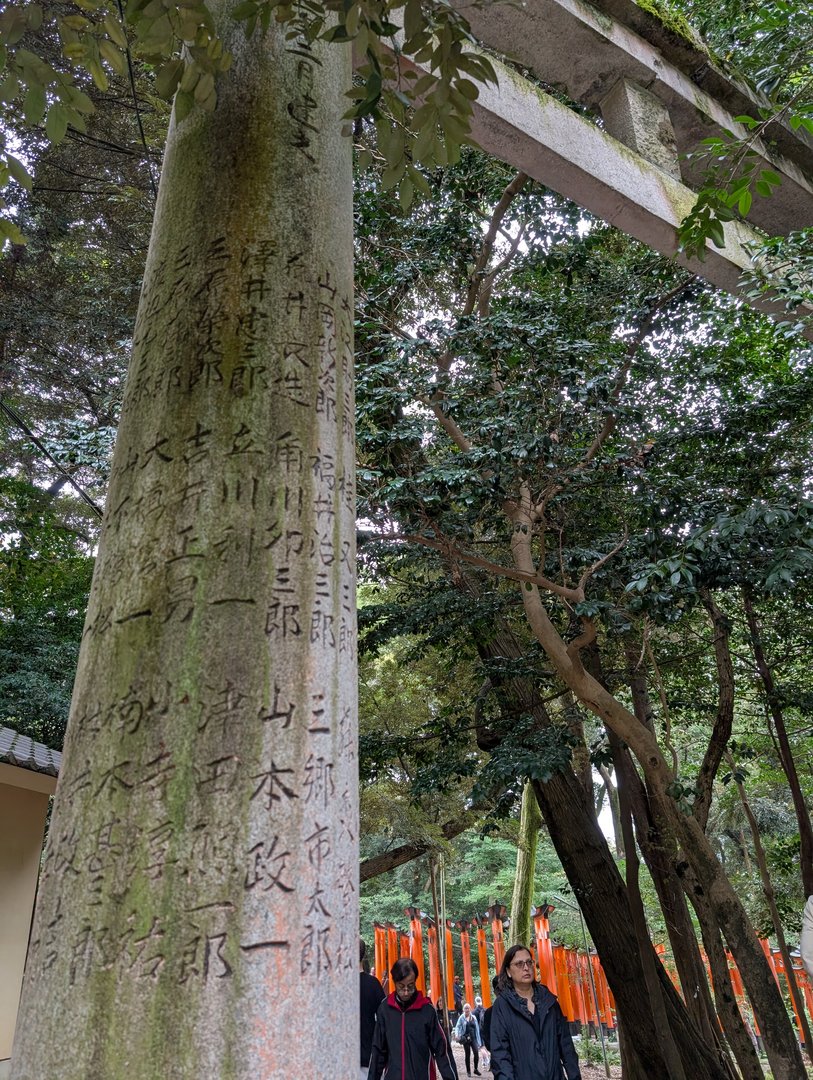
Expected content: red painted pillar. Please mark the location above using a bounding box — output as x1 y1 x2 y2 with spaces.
427 921 441 1005
406 908 426 995
459 919 476 1008
475 918 492 1008
488 903 506 973
532 904 557 992
567 949 587 1024
553 945 574 1021
374 923 387 988
400 932 410 958
445 920 456 1012
387 923 398 981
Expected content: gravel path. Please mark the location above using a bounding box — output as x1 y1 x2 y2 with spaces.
449 1041 622 1079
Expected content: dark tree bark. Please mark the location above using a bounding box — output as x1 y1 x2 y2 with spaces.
469 621 732 1080
360 817 475 882
742 586 813 898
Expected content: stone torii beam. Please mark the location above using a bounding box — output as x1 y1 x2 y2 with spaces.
430 0 813 328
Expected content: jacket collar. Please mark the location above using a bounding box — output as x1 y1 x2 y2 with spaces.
386 989 432 1012
503 984 555 1021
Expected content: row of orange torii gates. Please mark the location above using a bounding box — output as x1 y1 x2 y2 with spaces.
374 904 813 1047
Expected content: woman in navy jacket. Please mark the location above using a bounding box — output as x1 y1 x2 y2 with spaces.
367 957 459 1080
490 944 581 1080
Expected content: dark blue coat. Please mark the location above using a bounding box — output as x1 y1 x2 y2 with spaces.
490 985 581 1080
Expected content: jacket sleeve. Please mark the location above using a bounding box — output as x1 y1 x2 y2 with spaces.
430 1012 459 1080
490 1001 516 1080
802 896 813 979
367 1010 388 1080
481 1009 491 1051
473 1016 482 1048
556 1003 581 1080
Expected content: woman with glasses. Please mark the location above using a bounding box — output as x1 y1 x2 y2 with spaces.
490 943 581 1080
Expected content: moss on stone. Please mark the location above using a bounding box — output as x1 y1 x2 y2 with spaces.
632 0 707 52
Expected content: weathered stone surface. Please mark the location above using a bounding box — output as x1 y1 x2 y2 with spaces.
10 8 356 1078
600 78 681 180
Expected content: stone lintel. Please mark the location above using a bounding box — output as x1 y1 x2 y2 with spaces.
460 0 813 238
420 51 813 336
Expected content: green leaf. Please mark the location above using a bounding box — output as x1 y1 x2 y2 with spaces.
0 217 25 245
398 176 413 211
737 189 752 217
103 13 128 47
174 88 194 122
7 154 32 190
45 103 68 143
155 57 183 99
23 82 46 124
99 39 127 76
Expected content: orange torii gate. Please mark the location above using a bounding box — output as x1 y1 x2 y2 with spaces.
375 902 620 1031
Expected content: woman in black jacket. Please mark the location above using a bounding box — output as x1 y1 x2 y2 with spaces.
367 957 459 1080
490 944 581 1080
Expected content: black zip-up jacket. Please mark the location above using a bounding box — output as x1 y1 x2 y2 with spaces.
367 990 458 1080
490 985 581 1080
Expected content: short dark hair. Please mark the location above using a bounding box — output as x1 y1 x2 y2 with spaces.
360 938 367 962
498 944 537 993
391 957 419 983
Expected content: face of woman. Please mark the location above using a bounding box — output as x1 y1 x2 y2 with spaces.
507 949 535 990
394 974 418 1004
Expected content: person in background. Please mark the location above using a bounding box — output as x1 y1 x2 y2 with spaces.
473 995 489 1072
360 939 386 1080
481 976 500 1078
490 944 581 1080
454 1001 483 1076
453 974 464 1021
802 895 813 979
368 957 458 1080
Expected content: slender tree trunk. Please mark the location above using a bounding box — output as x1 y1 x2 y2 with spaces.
11 13 356 1079
742 586 813 898
611 733 687 1080
621 647 724 1052
679 859 766 1080
597 763 624 858
509 781 542 947
728 750 813 1065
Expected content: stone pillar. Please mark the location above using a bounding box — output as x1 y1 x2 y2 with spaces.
10 8 356 1079
600 78 682 181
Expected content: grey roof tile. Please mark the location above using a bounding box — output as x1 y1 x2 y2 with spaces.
0 726 62 777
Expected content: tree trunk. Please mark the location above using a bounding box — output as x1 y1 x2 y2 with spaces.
742 586 813 898
468 619 731 1079
728 750 813 1065
612 734 687 1080
509 519 807 1079
11 14 356 1079
597 763 624 858
509 781 542 947
621 647 724 1051
530 769 732 1080
680 859 766 1080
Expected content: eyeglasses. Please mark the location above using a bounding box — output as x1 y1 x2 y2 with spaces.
510 959 535 969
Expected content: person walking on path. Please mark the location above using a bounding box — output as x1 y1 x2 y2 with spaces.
490 944 581 1080
361 939 386 1080
454 1002 483 1076
368 957 459 1080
